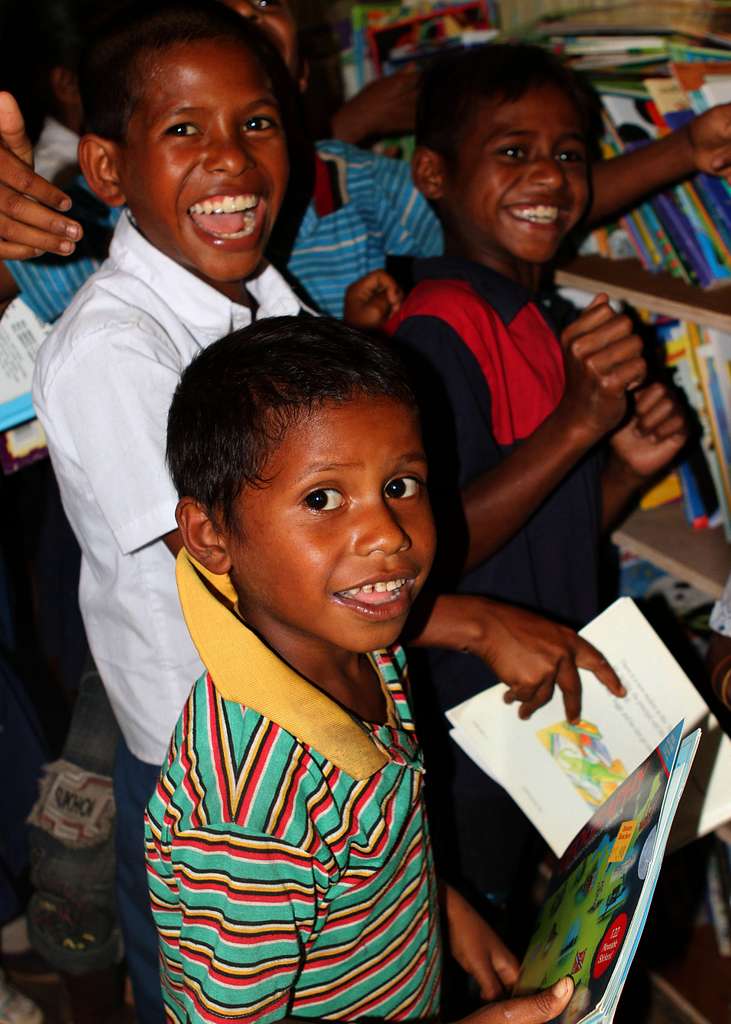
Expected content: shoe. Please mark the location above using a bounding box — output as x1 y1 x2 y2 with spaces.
0 972 43 1024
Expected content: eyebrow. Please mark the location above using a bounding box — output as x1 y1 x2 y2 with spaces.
161 93 280 119
295 451 428 483
488 127 587 143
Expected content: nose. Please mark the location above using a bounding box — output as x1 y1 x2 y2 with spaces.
354 499 411 559
528 153 565 188
202 129 253 175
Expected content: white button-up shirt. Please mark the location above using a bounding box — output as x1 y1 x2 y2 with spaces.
33 213 304 764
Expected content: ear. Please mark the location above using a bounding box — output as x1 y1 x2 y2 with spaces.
176 498 233 577
412 145 447 201
78 134 128 207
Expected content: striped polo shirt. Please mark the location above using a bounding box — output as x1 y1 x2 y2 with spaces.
145 553 442 1023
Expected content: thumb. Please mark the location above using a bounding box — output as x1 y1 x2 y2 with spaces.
0 92 33 167
483 978 574 1023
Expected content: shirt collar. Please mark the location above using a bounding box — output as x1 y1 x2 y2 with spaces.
110 212 303 341
175 550 389 780
413 255 534 325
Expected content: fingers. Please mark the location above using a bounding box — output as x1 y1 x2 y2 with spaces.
574 637 626 697
0 188 82 256
470 956 504 1002
561 294 613 346
491 946 520 992
515 679 554 720
469 977 573 1024
0 92 33 166
0 167 83 257
0 95 83 258
555 656 582 723
632 383 687 440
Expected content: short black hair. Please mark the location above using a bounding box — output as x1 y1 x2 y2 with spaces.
0 0 127 143
167 316 418 530
79 0 297 142
415 42 601 163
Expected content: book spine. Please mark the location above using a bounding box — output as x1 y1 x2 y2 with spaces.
672 183 731 283
651 193 710 286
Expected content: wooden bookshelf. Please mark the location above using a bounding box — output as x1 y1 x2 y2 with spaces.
612 503 731 599
555 255 731 332
555 255 731 596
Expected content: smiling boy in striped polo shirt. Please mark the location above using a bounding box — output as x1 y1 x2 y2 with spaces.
144 317 576 1024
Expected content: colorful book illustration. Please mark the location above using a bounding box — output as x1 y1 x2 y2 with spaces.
537 721 628 807
515 722 700 1024
447 598 731 857
0 297 50 432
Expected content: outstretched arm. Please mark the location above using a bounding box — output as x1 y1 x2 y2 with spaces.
0 92 82 259
589 101 731 225
408 593 624 722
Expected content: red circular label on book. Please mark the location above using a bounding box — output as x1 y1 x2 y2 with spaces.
592 912 628 980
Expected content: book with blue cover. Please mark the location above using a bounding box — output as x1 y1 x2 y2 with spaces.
514 722 699 1024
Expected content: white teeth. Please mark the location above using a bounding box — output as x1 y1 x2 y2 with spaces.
339 578 408 598
188 194 258 215
514 205 559 224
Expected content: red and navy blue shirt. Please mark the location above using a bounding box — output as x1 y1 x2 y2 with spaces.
390 256 602 709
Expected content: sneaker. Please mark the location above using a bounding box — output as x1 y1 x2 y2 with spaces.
0 972 43 1024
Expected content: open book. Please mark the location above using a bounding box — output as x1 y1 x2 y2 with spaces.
515 722 699 1024
447 597 731 857
0 297 50 431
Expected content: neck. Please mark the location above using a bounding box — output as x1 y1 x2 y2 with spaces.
443 235 544 293
249 623 387 724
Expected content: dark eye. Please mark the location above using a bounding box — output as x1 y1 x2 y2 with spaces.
384 476 420 499
304 488 343 511
165 122 197 137
243 115 278 132
501 146 525 159
558 148 585 163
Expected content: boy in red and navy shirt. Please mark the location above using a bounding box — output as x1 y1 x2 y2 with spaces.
390 43 688 915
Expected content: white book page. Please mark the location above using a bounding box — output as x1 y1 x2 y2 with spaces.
447 598 710 855
0 298 50 406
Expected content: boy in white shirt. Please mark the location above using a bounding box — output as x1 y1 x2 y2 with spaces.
32 4 304 1019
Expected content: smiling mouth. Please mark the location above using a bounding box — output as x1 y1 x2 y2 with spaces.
511 205 560 225
188 194 260 239
336 577 411 606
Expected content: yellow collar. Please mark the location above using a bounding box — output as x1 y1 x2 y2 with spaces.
175 550 388 780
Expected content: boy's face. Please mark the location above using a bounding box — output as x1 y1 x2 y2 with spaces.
110 39 289 299
218 0 301 84
222 396 435 668
415 84 589 284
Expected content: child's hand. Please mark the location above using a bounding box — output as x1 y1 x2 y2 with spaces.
442 883 519 1000
609 381 688 479
0 92 82 259
459 977 574 1024
558 294 646 445
687 101 731 184
409 594 624 722
470 599 625 722
344 269 403 330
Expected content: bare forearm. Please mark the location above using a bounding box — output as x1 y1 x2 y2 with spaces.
589 127 694 225
601 454 644 531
